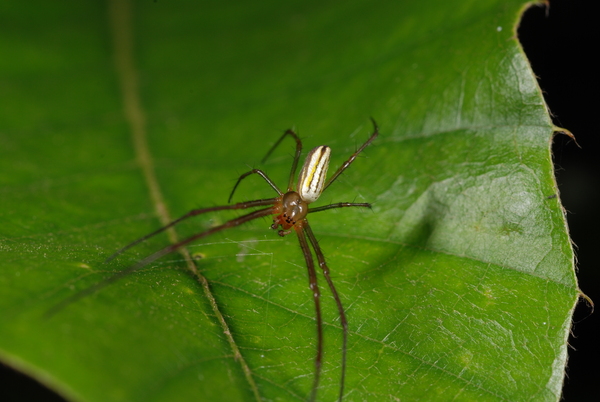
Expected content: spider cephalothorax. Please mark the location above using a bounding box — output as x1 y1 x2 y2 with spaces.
272 191 309 235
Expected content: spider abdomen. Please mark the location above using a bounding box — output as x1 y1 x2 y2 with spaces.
298 145 331 203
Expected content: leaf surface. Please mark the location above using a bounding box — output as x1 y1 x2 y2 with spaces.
0 1 577 401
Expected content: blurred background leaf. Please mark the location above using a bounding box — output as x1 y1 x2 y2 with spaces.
0 0 578 401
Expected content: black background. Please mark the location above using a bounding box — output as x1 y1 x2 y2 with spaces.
1 0 597 400
519 0 599 400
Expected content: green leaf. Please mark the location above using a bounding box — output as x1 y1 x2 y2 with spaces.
0 1 578 401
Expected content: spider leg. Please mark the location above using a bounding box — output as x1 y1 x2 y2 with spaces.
323 118 379 191
295 224 323 402
262 128 303 192
309 202 372 214
304 222 347 402
228 169 283 203
106 197 279 263
47 206 276 317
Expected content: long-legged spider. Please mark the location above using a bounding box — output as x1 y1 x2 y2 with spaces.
53 119 378 401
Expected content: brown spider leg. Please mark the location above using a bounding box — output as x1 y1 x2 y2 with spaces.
106 197 279 263
304 221 347 402
309 202 372 214
295 223 323 402
323 118 379 191
228 169 283 203
46 206 277 317
261 129 303 192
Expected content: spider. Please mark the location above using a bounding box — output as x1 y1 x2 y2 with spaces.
52 119 378 401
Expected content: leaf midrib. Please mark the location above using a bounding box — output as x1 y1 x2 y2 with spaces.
107 1 261 400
